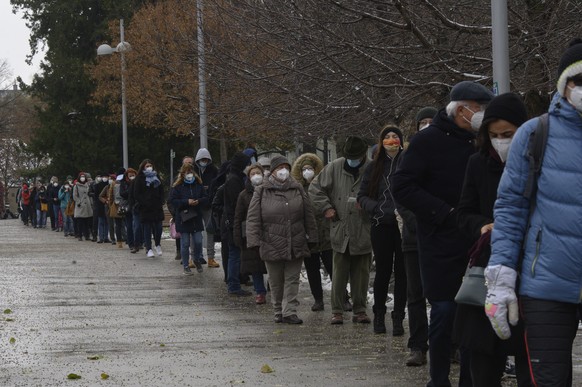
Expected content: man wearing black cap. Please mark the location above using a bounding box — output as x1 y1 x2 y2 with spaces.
392 80 494 387
486 38 582 386
309 136 373 325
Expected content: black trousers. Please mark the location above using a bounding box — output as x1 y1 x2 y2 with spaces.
403 250 428 352
521 296 581 387
371 223 406 314
304 249 333 301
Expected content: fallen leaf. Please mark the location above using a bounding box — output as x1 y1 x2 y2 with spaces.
159 343 165 347
260 364 274 373
3 309 12 314
67 373 81 380
87 355 103 360
5 318 14 322
272 330 284 335
9 337 15 344
101 373 109 380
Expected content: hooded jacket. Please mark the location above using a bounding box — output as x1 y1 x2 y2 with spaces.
194 148 218 189
246 176 318 262
490 93 582 304
291 153 331 253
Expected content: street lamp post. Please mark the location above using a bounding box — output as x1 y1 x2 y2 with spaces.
197 0 208 149
491 0 510 95
97 19 131 169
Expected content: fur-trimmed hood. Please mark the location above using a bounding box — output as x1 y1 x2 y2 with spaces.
291 153 324 186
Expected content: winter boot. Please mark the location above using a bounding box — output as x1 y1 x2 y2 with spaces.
373 306 387 334
391 311 405 336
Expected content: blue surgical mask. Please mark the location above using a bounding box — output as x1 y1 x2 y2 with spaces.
346 158 361 168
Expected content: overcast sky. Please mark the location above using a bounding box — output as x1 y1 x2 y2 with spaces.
0 0 43 86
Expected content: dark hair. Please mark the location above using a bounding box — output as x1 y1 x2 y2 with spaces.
137 159 155 175
367 125 402 199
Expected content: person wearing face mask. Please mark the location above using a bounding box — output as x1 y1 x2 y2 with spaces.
133 159 165 258
94 174 111 244
73 172 93 241
455 93 531 387
247 155 318 324
34 183 49 228
392 80 493 387
169 164 208 275
416 107 438 132
233 163 268 304
485 38 582 387
358 126 407 336
58 179 75 237
291 153 335 312
47 176 62 231
258 156 271 177
121 168 140 253
309 136 373 325
100 174 119 245
193 148 220 268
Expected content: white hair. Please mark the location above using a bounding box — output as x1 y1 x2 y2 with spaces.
446 100 470 118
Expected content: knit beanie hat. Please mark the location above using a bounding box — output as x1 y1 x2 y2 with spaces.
245 162 265 177
415 107 438 123
380 126 404 146
482 93 528 128
557 38 582 95
230 152 251 173
343 136 368 159
270 155 290 171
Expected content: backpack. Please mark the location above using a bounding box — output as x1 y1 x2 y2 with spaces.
523 113 549 201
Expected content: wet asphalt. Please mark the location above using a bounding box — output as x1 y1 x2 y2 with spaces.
0 219 577 386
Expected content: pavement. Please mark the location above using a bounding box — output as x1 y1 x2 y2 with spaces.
0 218 577 386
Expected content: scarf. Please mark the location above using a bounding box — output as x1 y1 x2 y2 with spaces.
144 170 161 188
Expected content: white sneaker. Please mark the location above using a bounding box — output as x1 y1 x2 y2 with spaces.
156 245 162 256
146 249 155 258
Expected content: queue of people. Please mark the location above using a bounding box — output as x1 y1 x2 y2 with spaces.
12 38 582 387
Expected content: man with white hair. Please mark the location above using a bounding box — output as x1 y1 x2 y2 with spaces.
392 80 494 387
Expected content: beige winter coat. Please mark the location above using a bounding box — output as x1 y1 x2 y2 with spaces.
246 176 318 262
308 157 372 255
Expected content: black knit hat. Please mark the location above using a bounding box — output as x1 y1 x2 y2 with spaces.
380 126 404 147
482 93 528 128
230 152 251 172
415 107 438 123
270 155 291 171
557 38 582 95
450 81 494 104
343 136 368 159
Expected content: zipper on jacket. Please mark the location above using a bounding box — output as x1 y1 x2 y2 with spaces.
530 228 542 278
373 156 397 226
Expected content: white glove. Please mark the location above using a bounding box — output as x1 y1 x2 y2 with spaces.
484 264 519 340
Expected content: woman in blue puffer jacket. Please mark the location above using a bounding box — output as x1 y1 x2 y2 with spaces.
170 164 208 275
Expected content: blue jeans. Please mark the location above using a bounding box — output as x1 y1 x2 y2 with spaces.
180 232 203 268
132 210 143 248
252 272 266 295
227 241 242 293
125 212 134 248
426 300 471 387
98 216 109 241
143 221 162 251
36 210 47 227
64 215 74 235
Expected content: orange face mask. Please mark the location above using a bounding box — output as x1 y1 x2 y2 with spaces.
383 138 400 147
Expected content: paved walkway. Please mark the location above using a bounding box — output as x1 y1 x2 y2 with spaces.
0 219 573 386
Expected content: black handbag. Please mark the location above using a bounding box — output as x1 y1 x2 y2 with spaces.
181 208 198 223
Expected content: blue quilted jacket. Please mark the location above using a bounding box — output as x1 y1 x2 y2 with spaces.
490 93 582 303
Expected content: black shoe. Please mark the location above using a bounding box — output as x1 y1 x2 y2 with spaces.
97 240 103 244
183 267 194 276
282 314 303 324
406 350 427 367
391 311 405 336
373 307 387 334
111 240 116 245
274 314 283 323
200 258 207 264
311 300 324 311
194 260 203 273
174 252 181 260
92 237 97 242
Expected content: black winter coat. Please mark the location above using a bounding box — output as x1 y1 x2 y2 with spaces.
133 174 165 222
169 181 207 233
392 109 476 300
92 182 108 217
453 149 526 356
223 170 246 242
358 154 400 226
234 181 267 274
